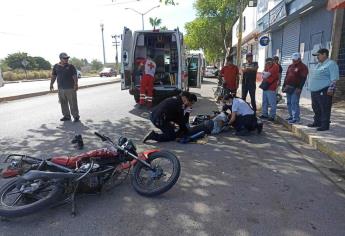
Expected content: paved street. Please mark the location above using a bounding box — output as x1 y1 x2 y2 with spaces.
0 76 118 101
0 80 345 236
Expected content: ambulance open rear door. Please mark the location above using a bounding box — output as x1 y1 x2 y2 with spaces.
187 54 202 88
120 27 133 90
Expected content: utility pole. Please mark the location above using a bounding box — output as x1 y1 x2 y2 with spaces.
100 23 106 64
236 0 243 68
112 35 120 68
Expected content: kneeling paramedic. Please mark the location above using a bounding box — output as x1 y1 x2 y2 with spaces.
225 94 263 135
143 91 197 142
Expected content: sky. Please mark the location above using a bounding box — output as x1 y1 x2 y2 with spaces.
0 0 196 64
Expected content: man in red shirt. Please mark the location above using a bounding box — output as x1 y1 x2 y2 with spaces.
259 57 280 121
282 52 308 124
220 57 239 96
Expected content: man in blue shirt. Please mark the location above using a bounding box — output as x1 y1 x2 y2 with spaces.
307 48 339 131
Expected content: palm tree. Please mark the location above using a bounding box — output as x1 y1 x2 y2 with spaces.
149 17 162 30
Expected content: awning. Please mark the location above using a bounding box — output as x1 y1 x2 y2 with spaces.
327 0 345 10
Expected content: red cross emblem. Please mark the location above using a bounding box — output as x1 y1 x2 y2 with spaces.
148 62 155 70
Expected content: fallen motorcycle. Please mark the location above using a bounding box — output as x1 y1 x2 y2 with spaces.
0 132 180 218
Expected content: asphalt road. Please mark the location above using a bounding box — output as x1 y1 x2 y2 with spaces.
0 81 344 236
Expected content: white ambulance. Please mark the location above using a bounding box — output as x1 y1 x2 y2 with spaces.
120 27 201 104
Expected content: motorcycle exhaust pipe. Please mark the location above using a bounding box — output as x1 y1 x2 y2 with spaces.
21 170 83 181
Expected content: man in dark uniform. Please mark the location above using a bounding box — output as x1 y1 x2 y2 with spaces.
241 52 258 113
50 52 80 122
143 91 197 142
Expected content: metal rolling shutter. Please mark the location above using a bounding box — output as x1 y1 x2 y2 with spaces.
281 19 301 84
271 29 283 58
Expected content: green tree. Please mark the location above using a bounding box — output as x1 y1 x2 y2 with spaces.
160 26 168 30
184 0 238 63
159 0 178 5
149 17 162 30
0 60 10 72
90 59 103 71
69 57 84 70
33 57 51 70
4 52 36 70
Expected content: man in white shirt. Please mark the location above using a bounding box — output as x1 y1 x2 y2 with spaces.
226 94 263 135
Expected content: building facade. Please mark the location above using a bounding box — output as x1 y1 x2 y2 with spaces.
232 0 345 101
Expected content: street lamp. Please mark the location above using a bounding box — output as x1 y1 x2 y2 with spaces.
100 23 106 64
125 5 160 30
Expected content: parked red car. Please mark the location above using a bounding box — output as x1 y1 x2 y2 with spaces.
99 68 117 77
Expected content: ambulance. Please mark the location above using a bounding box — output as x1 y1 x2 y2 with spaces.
120 27 201 105
186 53 205 86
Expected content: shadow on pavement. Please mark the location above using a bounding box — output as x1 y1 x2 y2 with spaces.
1 113 345 236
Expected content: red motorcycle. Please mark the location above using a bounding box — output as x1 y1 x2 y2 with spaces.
0 132 180 218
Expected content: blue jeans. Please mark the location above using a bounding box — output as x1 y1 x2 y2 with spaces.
286 92 301 121
262 90 277 118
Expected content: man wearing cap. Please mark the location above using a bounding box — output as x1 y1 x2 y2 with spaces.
241 52 258 113
260 58 280 121
282 52 308 124
50 52 80 122
307 48 339 131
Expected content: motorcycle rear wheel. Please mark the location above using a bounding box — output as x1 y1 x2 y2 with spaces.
0 177 63 218
131 150 180 197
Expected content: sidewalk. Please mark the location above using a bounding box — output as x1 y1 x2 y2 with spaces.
254 83 345 168
0 76 120 102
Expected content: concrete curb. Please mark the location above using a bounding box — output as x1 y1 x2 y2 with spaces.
276 115 345 168
0 80 119 103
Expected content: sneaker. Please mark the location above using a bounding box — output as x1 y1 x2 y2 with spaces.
76 139 84 149
259 115 269 119
60 116 71 121
289 119 301 124
285 117 293 121
307 123 321 128
73 116 80 122
268 117 275 122
71 134 82 144
257 123 263 134
143 130 155 143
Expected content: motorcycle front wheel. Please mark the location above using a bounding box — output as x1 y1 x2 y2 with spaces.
131 150 180 197
0 177 63 218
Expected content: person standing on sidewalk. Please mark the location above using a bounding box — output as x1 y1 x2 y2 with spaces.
139 55 156 108
241 52 258 113
50 52 80 122
273 56 283 102
282 52 308 124
307 48 339 131
259 58 280 121
220 57 240 96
